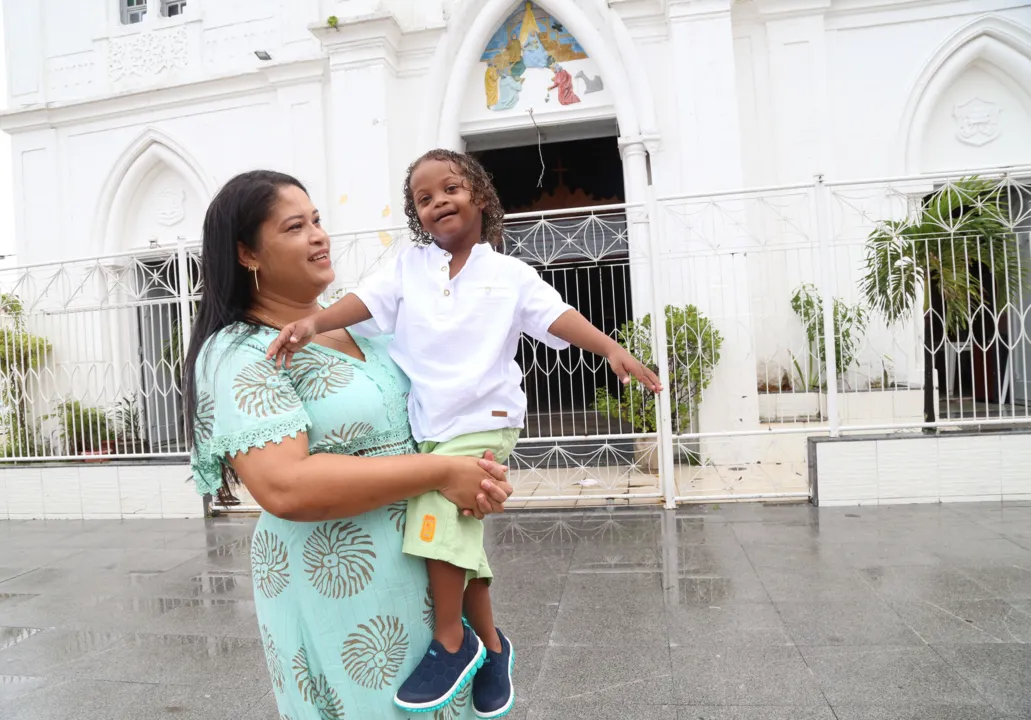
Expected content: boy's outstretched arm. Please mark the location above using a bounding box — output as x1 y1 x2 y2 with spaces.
547 309 663 392
266 293 373 368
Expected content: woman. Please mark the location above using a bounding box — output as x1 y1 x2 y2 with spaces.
184 170 513 719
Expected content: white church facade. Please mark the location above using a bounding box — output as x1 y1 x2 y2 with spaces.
1 0 1030 518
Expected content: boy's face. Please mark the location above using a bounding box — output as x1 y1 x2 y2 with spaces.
410 159 483 251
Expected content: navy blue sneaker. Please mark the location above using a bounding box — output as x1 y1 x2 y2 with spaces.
472 629 515 718
394 624 485 713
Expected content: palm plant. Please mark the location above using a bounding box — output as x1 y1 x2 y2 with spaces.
859 176 1021 421
790 283 867 390
111 393 147 453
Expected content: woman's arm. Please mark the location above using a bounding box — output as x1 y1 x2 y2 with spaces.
230 434 512 522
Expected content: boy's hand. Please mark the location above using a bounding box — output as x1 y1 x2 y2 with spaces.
607 346 663 393
266 316 318 369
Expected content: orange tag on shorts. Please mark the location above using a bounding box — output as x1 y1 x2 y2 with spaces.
420 514 437 542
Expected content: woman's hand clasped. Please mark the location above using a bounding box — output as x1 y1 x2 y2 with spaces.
440 450 513 520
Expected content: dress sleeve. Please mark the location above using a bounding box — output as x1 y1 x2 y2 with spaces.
517 262 574 350
351 253 403 335
189 329 312 497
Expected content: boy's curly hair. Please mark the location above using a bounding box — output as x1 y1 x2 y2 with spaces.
403 149 505 247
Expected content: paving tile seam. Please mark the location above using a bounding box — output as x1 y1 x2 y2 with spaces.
926 643 1028 717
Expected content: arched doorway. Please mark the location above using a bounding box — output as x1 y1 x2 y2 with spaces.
94 129 211 451
474 131 630 438
900 16 1031 419
425 1 661 462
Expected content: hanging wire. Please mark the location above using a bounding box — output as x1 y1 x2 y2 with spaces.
528 108 545 188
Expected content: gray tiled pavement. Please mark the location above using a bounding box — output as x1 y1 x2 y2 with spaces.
1 501 1030 719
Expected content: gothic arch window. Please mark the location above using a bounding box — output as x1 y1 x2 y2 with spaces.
163 0 186 17
120 0 147 25
899 16 1031 173
120 0 186 25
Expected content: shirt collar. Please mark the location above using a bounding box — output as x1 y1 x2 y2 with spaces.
426 242 494 259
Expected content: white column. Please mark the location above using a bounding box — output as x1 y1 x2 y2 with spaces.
621 138 659 331
311 16 404 291
759 2 834 182
4 0 45 105
622 139 677 506
272 71 329 213
621 137 661 326
667 0 759 464
667 0 745 192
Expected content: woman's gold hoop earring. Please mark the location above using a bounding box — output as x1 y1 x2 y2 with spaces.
249 265 260 291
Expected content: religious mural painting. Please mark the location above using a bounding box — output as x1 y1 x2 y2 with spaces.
480 2 603 111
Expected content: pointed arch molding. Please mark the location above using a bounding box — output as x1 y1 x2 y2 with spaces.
899 15 1031 173
92 128 217 255
422 0 658 150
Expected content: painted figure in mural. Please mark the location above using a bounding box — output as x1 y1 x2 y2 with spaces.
265 150 661 718
484 65 500 108
517 2 550 68
494 70 524 111
485 61 524 111
548 63 580 106
479 2 590 112
521 32 551 68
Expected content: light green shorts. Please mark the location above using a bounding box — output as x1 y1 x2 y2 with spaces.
401 428 520 583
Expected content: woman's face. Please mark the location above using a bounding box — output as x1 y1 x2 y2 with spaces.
241 184 333 302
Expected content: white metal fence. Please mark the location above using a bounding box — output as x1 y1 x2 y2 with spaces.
656 168 1031 505
2 167 1029 507
0 246 202 461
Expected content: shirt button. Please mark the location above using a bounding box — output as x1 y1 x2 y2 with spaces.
441 266 447 272
444 289 451 297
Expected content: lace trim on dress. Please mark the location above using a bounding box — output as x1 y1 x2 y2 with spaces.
189 408 312 497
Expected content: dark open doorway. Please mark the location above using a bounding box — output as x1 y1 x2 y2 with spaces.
475 136 624 213
472 135 633 439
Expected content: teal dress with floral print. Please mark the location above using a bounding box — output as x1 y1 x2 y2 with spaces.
190 324 476 720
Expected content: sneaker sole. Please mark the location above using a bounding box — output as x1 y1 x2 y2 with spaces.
394 635 486 713
474 645 516 719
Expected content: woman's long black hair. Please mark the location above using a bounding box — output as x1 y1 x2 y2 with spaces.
183 170 307 442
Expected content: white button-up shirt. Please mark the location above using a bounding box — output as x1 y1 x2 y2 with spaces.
352 242 573 443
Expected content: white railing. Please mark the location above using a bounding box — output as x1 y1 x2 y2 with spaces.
654 168 1031 504
0 241 202 462
2 169 1030 509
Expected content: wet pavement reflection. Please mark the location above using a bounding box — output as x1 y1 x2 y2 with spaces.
0 503 1029 718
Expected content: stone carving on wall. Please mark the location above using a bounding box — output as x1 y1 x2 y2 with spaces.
108 28 189 82
953 97 1001 146
481 2 593 111
156 188 187 226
